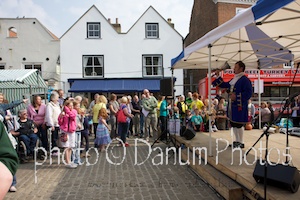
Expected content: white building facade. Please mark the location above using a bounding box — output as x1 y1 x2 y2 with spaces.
0 18 60 85
60 5 183 96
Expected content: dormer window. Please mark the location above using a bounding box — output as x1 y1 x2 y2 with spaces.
87 22 100 39
8 27 17 37
145 23 159 39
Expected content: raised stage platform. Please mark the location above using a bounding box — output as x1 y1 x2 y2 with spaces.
172 128 300 200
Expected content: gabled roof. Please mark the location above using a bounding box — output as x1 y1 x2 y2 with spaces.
60 5 182 38
0 18 59 40
60 5 118 39
126 6 182 37
37 20 59 40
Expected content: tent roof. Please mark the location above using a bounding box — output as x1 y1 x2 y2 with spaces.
172 0 300 70
0 69 48 89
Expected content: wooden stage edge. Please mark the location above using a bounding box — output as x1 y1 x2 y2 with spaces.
171 129 300 200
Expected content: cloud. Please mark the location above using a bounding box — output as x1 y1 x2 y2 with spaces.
0 0 193 37
0 0 59 36
68 6 89 17
93 0 193 36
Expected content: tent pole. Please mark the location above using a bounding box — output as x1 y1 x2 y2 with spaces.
258 68 261 130
208 44 212 157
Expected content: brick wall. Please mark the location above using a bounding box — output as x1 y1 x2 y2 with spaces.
186 1 251 46
183 0 252 95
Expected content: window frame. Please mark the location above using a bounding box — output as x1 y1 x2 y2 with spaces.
23 63 42 75
0 64 5 70
82 55 104 78
8 27 17 38
87 22 101 39
142 54 163 77
145 23 159 39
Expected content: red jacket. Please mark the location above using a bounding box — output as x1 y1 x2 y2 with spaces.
58 106 77 133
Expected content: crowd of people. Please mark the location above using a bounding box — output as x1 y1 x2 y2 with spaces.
1 61 300 198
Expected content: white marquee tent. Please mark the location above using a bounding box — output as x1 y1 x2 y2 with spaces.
171 0 300 155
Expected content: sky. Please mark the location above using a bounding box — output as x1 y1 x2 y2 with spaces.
0 0 194 38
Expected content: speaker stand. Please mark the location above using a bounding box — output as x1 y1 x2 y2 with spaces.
151 118 178 161
244 126 270 200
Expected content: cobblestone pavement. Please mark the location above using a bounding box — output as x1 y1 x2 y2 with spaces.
5 137 223 200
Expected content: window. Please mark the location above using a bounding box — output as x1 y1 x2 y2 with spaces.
87 23 100 38
83 55 103 77
0 64 5 70
8 27 17 37
142 55 163 77
24 64 42 74
145 23 159 39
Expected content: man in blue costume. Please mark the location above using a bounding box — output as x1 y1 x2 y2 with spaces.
212 61 252 148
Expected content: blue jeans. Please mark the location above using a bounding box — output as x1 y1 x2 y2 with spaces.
72 131 82 164
118 122 129 143
19 133 38 155
12 175 16 186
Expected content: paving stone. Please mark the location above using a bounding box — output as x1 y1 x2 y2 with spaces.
5 137 222 200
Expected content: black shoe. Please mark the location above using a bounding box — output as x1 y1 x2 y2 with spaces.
239 143 245 149
229 141 239 148
233 141 239 148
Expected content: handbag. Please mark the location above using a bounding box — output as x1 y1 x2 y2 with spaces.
116 108 127 123
60 132 68 142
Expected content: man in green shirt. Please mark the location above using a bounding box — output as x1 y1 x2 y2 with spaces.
142 89 158 142
0 120 19 198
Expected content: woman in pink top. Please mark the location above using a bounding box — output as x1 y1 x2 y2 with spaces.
27 95 47 150
58 100 77 169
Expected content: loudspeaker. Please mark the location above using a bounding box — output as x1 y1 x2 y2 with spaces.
180 126 186 137
160 78 172 96
183 127 196 140
253 160 300 193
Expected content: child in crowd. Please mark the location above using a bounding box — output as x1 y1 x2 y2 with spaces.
95 108 111 152
81 108 90 157
173 106 180 119
191 108 203 132
73 102 84 164
200 106 209 132
58 100 77 169
184 109 193 129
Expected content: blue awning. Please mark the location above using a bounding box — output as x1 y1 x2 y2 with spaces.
68 79 160 93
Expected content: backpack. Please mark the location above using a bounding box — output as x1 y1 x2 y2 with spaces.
116 105 127 123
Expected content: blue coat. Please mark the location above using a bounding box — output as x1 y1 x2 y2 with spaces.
212 75 252 123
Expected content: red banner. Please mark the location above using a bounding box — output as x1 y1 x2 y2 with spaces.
222 69 300 83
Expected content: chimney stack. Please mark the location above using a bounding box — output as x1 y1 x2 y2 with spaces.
111 18 121 33
108 18 111 24
167 18 174 28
